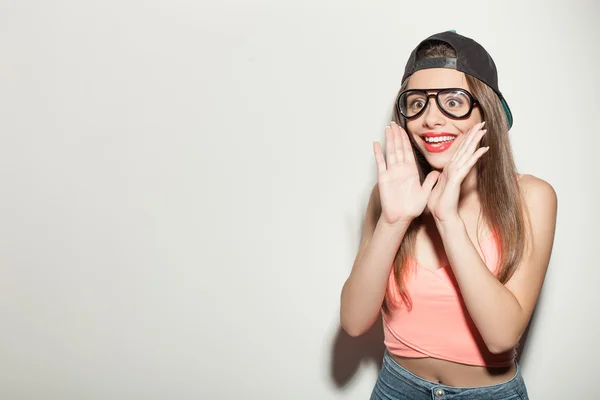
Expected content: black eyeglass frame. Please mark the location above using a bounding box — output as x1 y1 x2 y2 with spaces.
396 88 479 120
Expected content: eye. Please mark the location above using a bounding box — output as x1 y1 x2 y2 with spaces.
444 96 464 108
440 90 471 110
405 93 427 110
410 99 425 110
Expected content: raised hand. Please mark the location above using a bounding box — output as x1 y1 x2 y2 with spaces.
427 121 489 223
373 122 440 225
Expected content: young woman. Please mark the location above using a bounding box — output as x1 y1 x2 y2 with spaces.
340 31 557 399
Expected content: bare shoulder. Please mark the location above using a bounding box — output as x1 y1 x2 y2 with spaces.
517 174 558 207
517 174 558 240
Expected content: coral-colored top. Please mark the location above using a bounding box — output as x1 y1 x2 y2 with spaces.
383 230 517 367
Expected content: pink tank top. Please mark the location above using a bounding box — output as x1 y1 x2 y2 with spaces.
382 230 517 366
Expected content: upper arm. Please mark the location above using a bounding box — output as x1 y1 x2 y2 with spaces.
505 174 558 327
351 183 382 269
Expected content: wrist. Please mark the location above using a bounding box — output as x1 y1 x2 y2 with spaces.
377 216 412 233
434 215 465 235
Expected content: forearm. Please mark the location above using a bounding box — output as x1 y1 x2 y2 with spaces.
437 219 524 353
340 218 410 336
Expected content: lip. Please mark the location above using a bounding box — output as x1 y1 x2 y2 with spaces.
419 132 457 153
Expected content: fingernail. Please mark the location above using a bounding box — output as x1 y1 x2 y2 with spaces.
481 121 486 128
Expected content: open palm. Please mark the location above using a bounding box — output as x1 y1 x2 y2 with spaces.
427 122 489 222
374 122 440 225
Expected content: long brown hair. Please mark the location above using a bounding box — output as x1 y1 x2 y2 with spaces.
382 41 529 314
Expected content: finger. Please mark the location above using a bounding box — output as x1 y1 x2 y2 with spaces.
450 121 484 163
458 146 490 176
457 129 487 167
385 126 397 165
421 170 441 195
373 141 387 175
463 121 485 150
390 122 404 163
399 125 416 164
450 121 480 162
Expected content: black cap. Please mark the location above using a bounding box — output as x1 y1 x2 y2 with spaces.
401 31 513 129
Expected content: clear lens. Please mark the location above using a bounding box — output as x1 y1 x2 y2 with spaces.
437 90 471 117
401 92 427 117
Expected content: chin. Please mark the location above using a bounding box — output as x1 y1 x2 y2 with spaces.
428 163 446 172
421 152 452 171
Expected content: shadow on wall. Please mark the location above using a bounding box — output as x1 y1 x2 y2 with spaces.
330 314 385 388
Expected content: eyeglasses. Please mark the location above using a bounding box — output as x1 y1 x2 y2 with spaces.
396 88 479 120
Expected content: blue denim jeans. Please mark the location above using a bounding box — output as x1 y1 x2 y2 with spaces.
370 350 529 400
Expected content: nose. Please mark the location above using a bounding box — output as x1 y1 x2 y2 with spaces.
421 96 445 128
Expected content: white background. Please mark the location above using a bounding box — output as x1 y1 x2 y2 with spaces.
0 0 597 399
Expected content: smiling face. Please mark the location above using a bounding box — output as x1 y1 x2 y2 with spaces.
404 68 483 171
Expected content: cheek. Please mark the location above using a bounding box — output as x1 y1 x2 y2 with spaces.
405 120 420 137
405 119 418 132
454 115 482 135
463 109 483 130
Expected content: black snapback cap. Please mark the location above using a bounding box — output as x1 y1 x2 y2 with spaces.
401 30 513 129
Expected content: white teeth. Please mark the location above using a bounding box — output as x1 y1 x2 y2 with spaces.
424 136 455 143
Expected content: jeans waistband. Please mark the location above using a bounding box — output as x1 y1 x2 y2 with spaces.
382 349 526 396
